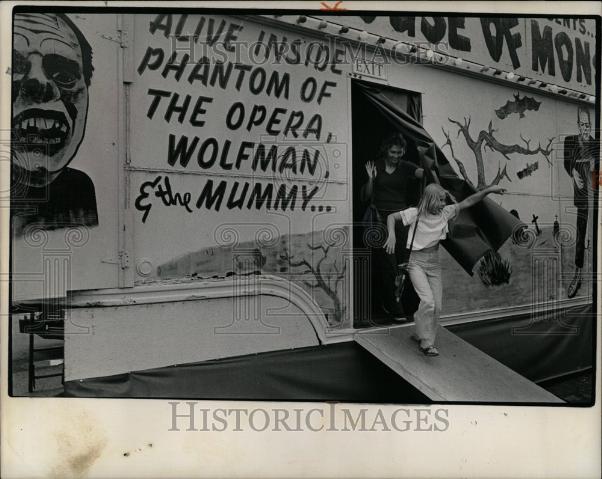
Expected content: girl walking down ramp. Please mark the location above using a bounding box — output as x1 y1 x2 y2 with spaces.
384 183 506 356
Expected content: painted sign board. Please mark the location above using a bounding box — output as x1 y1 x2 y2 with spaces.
128 13 353 328
352 57 387 80
315 16 597 95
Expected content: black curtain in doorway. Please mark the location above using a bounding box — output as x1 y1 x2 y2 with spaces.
353 80 521 274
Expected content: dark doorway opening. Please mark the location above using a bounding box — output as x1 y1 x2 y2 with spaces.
351 80 423 328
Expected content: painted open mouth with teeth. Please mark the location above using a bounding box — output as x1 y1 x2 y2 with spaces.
13 109 70 157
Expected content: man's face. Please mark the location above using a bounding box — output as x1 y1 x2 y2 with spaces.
386 145 405 165
578 110 591 140
12 13 88 187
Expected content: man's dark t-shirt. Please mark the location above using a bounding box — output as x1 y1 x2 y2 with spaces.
373 160 419 214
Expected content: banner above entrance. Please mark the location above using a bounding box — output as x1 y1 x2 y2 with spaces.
313 16 597 95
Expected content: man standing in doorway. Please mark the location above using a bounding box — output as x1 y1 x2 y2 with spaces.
563 107 597 298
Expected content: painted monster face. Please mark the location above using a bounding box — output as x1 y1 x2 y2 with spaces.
577 110 591 141
12 13 89 187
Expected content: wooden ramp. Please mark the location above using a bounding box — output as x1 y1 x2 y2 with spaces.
355 325 563 403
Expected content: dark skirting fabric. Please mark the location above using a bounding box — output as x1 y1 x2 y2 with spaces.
448 302 595 385
64 342 430 402
63 304 593 401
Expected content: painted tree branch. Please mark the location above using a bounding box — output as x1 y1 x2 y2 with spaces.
442 127 475 189
490 161 512 185
449 117 477 151
447 115 556 189
283 243 345 323
448 117 486 187
330 259 347 294
308 243 331 279
481 131 554 166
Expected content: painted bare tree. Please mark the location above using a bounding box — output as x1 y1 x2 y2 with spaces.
281 243 346 324
442 117 555 189
440 108 556 286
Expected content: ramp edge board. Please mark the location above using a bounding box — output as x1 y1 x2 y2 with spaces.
355 325 564 403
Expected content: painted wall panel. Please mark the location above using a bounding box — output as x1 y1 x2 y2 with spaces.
10 11 596 326
374 54 595 312
11 13 122 301
128 14 352 328
65 294 321 381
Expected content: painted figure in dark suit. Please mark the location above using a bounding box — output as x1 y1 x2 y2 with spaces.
563 107 597 298
12 13 97 234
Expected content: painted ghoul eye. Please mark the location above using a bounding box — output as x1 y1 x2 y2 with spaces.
51 71 77 88
12 52 29 78
43 54 81 89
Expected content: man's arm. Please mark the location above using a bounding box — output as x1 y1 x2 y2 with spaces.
360 178 373 203
361 161 377 203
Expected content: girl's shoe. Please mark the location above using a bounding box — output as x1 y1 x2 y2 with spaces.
419 345 439 357
411 334 440 356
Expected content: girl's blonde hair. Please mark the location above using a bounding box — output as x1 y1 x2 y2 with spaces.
418 183 456 216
